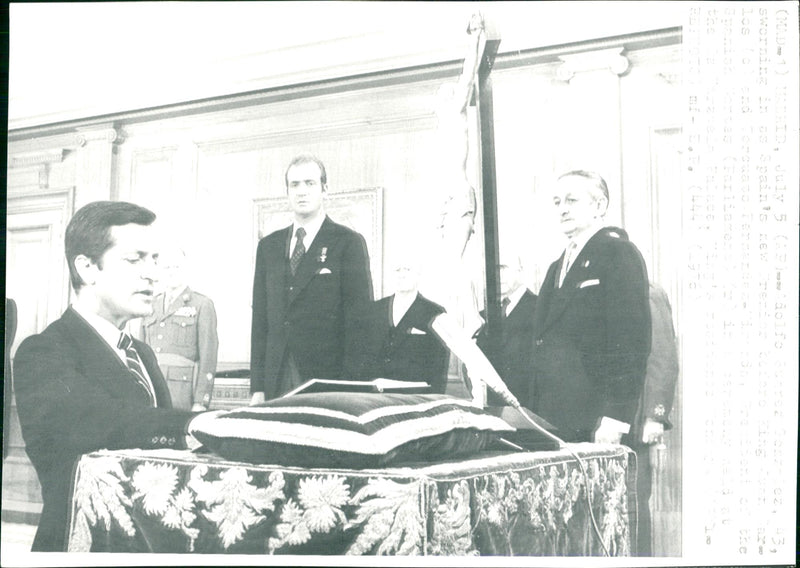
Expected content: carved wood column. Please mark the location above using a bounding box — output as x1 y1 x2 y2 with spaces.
554 48 630 225
73 124 124 206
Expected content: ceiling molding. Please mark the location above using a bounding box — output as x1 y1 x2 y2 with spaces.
8 27 681 142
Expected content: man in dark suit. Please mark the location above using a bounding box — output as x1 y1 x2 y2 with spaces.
13 201 198 552
476 254 537 406
250 155 373 403
628 281 680 556
530 171 651 446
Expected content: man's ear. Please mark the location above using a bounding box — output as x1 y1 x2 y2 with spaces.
74 254 99 287
594 195 609 217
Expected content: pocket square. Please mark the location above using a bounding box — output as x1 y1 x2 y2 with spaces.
578 279 600 288
407 327 427 335
317 268 332 275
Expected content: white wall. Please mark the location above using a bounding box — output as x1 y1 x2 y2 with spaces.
8 2 684 129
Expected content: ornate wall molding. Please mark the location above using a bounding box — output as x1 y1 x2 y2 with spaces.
9 149 66 169
195 112 436 157
74 126 125 147
556 47 631 82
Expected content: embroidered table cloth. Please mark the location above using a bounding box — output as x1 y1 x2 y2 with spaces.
67 444 635 556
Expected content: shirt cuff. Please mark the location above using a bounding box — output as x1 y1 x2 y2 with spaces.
599 416 631 434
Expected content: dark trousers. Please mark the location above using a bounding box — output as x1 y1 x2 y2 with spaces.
275 353 304 397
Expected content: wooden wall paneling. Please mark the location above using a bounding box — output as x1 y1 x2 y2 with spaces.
647 127 683 557
73 125 122 207
3 188 74 524
619 44 683 557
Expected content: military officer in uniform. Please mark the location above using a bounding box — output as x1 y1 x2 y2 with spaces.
141 247 219 411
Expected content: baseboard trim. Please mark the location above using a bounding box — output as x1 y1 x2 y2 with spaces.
1 501 42 526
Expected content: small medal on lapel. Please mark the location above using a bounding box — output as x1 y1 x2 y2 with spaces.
319 247 328 263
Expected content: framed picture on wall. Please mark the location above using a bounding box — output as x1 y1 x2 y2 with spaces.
254 187 384 296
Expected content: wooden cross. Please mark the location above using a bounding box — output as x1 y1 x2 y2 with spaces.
470 17 504 364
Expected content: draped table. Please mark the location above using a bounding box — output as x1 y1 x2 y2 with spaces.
66 444 636 556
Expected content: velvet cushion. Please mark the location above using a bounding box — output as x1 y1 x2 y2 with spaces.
189 392 515 468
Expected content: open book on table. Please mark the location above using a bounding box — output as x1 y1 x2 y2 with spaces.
282 378 432 397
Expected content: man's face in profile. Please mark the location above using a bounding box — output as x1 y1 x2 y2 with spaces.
551 175 605 238
287 161 325 220
92 223 158 326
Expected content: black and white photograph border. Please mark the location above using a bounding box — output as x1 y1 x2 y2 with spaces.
3 2 798 567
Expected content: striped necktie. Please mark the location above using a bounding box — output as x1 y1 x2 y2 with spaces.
290 227 306 276
117 333 157 407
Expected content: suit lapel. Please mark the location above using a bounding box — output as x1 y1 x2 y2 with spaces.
537 256 580 335
506 290 533 329
63 308 165 407
288 217 339 304
63 309 145 396
262 227 291 307
537 234 600 335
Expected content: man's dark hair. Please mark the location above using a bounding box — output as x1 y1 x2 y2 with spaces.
558 170 610 204
65 201 156 290
284 154 328 188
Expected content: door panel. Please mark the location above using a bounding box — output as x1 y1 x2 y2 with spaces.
3 189 73 523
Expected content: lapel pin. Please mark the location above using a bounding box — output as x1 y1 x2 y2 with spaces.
319 247 328 263
583 260 590 268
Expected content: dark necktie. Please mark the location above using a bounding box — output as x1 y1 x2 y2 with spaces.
290 227 306 276
117 333 157 407
501 297 511 317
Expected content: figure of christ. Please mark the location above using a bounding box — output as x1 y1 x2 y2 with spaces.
421 14 488 404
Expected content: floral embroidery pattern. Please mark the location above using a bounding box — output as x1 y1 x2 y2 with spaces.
595 457 630 556
346 478 425 555
427 480 477 556
269 475 350 552
68 455 136 552
131 462 200 551
189 465 285 549
67 449 632 556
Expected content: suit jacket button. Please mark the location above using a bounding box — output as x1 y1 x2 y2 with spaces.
289 286 294 292
284 321 290 327
535 339 544 346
